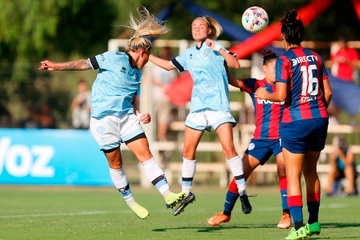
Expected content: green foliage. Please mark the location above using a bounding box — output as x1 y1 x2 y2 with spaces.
0 0 122 125
1 0 359 126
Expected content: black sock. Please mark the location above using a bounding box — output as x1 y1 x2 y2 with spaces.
308 219 317 224
294 221 303 230
223 211 231 216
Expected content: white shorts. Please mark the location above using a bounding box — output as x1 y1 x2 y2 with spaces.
90 114 144 151
185 109 236 131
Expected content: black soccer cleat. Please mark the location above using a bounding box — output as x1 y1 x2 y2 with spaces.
239 190 252 214
173 192 196 216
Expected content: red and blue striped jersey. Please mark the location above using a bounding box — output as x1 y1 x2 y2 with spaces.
276 46 329 123
241 78 284 140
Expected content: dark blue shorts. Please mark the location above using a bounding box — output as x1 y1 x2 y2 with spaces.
245 139 282 165
280 118 328 154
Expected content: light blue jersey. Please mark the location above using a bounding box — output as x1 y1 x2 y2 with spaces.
89 51 142 118
171 41 231 113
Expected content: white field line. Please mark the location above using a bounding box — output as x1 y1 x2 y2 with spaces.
0 210 126 219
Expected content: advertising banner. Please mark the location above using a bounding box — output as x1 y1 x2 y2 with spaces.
0 129 112 186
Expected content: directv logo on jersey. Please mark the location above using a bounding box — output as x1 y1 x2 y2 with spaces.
292 54 318 66
257 98 285 105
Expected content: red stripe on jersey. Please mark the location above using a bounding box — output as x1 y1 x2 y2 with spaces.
254 99 264 139
296 48 313 120
269 103 281 139
278 47 329 122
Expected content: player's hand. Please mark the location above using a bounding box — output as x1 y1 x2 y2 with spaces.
39 60 56 71
255 87 268 99
138 113 151 124
205 39 221 51
205 39 214 48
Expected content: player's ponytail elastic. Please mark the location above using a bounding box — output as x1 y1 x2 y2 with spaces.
125 7 169 53
281 9 304 45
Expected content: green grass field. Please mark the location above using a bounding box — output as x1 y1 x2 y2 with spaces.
0 185 359 240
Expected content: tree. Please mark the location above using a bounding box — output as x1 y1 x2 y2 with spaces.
1 0 359 127
0 0 121 125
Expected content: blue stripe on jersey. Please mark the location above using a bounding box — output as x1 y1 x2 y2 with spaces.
302 48 329 119
276 47 328 122
242 78 283 140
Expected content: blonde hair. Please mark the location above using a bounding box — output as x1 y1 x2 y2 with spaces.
196 16 223 40
125 7 168 53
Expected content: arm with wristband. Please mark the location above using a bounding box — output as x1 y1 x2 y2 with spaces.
205 39 240 69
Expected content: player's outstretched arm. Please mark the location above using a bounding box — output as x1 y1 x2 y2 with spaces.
39 59 92 71
226 66 243 88
149 54 174 71
205 39 240 69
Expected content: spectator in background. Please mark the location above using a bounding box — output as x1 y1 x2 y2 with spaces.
151 47 178 141
0 103 12 128
329 38 359 125
38 102 57 128
326 137 358 196
19 106 40 128
71 79 91 129
331 38 359 83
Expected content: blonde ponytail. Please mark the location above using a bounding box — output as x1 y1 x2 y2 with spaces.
202 16 223 40
125 7 169 53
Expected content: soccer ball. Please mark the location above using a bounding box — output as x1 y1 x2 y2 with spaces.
242 6 269 33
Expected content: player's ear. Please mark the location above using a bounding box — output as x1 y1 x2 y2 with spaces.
140 49 147 57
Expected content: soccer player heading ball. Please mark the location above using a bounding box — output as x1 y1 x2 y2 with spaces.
39 7 185 219
149 15 251 216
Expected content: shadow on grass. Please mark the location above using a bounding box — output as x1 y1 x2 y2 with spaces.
153 223 282 233
153 222 360 239
322 222 360 228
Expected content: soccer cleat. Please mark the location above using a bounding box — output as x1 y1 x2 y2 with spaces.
129 202 149 219
239 190 252 214
284 227 307 240
277 212 292 229
207 212 231 226
165 191 186 209
305 222 321 236
173 192 196 216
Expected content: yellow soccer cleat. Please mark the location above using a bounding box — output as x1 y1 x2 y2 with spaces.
129 202 149 219
165 192 186 209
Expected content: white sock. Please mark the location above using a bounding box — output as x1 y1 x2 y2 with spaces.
227 156 246 195
109 168 134 204
181 157 196 196
142 157 169 196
